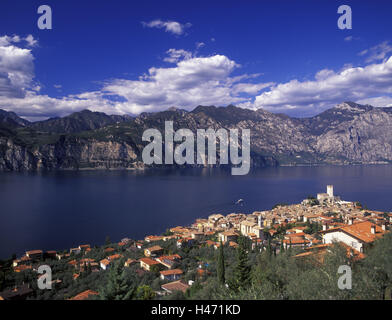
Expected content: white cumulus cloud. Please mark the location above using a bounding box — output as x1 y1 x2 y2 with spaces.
3 34 392 120
163 49 193 63
102 54 270 114
0 35 35 98
253 55 392 115
0 35 272 118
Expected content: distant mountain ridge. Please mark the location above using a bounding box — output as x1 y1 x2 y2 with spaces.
1 102 392 171
26 109 133 133
0 109 30 128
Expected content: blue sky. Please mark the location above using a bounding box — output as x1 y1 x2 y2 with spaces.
1 0 392 120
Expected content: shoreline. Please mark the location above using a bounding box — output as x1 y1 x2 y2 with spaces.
1 161 392 173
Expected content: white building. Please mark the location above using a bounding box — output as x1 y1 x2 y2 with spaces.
320 221 385 253
240 220 264 239
218 230 238 243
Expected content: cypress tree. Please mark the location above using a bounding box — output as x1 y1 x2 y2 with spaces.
231 237 251 291
280 239 285 254
81 261 88 278
217 240 225 285
288 239 293 255
86 262 92 275
267 237 272 259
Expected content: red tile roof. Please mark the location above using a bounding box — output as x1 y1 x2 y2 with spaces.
13 265 32 272
161 280 189 293
145 245 163 252
145 235 164 242
124 258 136 266
26 250 43 255
160 269 183 276
107 254 122 260
157 254 181 262
100 259 110 267
68 259 77 266
69 290 99 300
321 221 386 243
139 257 160 266
283 239 310 245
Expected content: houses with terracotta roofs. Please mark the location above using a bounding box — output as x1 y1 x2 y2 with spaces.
218 230 239 243
320 220 387 253
25 250 43 261
160 269 183 281
239 219 264 239
139 257 161 271
161 280 189 294
156 254 181 269
100 254 123 270
3 184 391 300
144 245 164 257
0 284 33 300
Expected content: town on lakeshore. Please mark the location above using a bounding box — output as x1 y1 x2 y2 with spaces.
1 185 391 300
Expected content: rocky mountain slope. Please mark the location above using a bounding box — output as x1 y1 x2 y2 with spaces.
27 109 133 133
0 109 30 128
1 102 392 171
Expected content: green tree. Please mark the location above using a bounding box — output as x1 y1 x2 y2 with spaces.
358 232 392 299
266 238 272 259
185 280 203 298
230 237 251 291
150 264 161 275
0 270 4 291
135 285 155 300
286 242 353 299
288 239 293 256
163 229 174 236
310 199 320 206
86 262 92 276
272 203 288 209
99 261 134 300
217 241 225 285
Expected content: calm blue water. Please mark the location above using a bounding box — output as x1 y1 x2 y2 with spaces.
1 165 392 259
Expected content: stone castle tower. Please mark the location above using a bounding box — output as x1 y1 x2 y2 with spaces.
327 185 334 198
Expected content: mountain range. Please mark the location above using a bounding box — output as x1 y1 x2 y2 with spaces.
1 102 392 171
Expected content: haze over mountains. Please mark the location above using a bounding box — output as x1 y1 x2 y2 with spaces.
1 102 392 171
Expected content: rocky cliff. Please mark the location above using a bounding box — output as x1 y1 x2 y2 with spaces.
1 102 392 171
0 135 142 171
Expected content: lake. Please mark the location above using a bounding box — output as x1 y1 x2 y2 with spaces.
1 165 392 259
